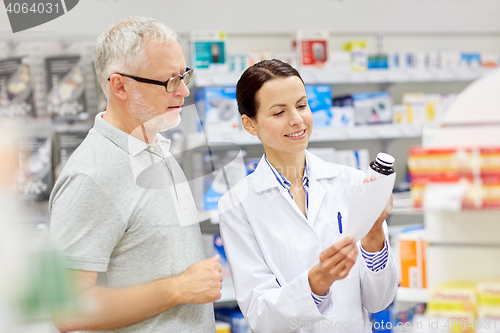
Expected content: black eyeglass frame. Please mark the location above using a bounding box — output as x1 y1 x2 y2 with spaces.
108 68 193 93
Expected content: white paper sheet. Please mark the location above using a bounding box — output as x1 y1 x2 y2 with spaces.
344 173 396 240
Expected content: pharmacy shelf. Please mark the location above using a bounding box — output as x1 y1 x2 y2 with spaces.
392 207 423 215
396 287 429 304
187 124 423 149
194 68 495 87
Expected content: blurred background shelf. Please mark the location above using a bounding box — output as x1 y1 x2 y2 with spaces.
197 209 219 224
391 208 422 215
194 68 495 87
187 124 423 149
216 283 236 304
396 287 429 304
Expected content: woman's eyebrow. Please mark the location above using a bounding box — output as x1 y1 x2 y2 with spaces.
296 96 307 103
268 103 287 110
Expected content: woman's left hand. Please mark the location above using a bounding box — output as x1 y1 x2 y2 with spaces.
360 177 393 252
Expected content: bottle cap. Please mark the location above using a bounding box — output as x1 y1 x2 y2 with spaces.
376 152 395 167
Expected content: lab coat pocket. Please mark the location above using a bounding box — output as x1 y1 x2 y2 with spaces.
329 274 363 331
328 217 347 243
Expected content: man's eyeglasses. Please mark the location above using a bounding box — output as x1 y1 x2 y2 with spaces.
108 68 193 93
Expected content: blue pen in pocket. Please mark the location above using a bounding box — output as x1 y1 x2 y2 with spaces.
337 212 342 234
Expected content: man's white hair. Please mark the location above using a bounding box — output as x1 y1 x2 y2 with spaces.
93 17 178 98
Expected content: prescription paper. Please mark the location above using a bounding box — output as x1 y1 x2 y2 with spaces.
345 173 396 240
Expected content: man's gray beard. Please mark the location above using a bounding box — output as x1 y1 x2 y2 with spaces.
142 112 181 133
129 88 181 134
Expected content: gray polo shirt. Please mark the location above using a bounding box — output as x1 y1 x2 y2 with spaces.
49 112 215 333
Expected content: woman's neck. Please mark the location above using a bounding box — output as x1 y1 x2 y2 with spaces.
265 150 306 184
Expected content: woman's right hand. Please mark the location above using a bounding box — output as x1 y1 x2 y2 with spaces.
308 236 358 296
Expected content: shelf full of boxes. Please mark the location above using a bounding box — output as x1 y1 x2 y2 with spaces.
395 68 500 331
189 31 499 147
188 31 500 325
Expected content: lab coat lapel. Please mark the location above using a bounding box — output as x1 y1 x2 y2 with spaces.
305 150 339 227
307 176 325 227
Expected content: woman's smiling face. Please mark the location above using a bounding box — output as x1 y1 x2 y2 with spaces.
243 76 313 156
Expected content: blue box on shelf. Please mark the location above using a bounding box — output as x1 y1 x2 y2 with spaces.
305 85 332 128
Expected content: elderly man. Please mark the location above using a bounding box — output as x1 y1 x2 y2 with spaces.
49 17 222 332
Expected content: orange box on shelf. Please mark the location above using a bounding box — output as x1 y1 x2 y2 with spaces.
410 177 478 209
480 148 500 177
410 176 500 209
408 147 500 180
482 177 500 208
408 146 500 209
408 147 476 179
399 229 427 289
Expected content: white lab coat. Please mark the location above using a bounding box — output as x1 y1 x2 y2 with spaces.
218 150 398 333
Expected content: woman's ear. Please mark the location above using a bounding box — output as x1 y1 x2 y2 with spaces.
241 114 258 136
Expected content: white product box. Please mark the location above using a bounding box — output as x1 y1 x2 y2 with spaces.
481 52 500 68
331 106 355 128
414 52 428 70
428 52 440 70
228 53 250 73
388 52 401 70
328 51 351 71
403 93 426 124
393 104 407 125
440 51 461 69
343 41 368 71
352 92 393 125
195 86 241 142
335 149 370 171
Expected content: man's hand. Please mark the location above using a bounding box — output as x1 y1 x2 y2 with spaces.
308 236 358 296
175 255 224 304
361 176 393 252
52 257 224 332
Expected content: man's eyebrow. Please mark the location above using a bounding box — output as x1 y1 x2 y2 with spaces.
166 68 186 77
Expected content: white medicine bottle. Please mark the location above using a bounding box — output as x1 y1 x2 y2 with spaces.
366 152 395 180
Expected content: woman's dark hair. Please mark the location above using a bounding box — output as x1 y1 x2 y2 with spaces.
236 59 304 118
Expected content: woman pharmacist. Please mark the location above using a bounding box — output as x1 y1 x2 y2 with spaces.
218 59 398 333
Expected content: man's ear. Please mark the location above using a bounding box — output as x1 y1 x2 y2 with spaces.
241 114 258 136
108 74 129 101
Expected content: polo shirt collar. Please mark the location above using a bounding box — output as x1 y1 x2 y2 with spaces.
94 112 171 157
